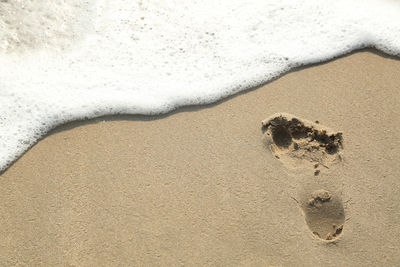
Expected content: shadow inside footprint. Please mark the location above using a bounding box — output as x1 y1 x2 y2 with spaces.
302 189 345 241
271 125 292 147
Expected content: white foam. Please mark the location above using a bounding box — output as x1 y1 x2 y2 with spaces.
0 0 399 171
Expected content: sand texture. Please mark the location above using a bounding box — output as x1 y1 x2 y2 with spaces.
0 50 400 266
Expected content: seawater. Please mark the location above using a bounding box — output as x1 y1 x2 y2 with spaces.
0 0 399 171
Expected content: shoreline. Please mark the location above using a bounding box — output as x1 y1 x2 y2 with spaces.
40 48 400 135
1 48 397 175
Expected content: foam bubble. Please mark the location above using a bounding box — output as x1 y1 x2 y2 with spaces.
0 0 399 171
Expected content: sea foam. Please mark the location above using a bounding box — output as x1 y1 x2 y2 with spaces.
0 0 399 171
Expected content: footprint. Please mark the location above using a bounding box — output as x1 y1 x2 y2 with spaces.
261 113 346 241
261 113 343 173
301 189 345 241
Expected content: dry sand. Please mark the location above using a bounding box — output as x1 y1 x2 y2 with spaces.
0 50 399 266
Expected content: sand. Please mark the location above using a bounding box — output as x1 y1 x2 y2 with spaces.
0 50 399 266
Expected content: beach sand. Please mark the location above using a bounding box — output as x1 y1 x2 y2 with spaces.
1 50 399 266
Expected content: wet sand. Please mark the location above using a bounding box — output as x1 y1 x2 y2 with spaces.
1 50 399 266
